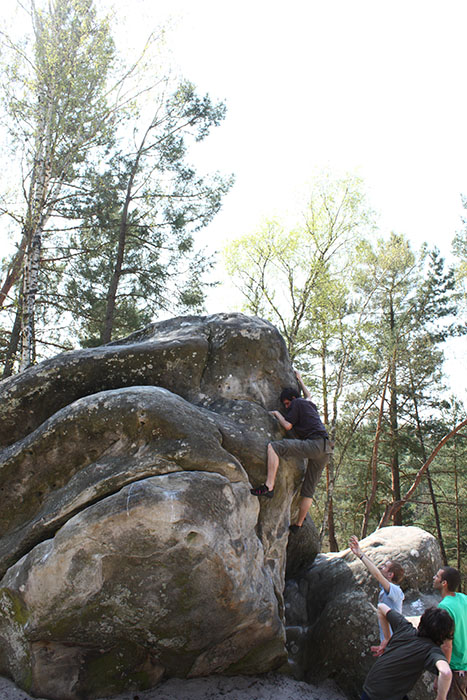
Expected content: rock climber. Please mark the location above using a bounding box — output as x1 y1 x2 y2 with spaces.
250 370 333 532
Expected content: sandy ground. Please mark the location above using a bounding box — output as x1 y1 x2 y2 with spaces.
0 673 348 700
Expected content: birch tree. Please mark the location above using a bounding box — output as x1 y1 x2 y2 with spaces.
0 0 116 368
1 2 232 366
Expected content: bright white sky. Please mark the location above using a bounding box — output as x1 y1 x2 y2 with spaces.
2 0 466 396
120 0 467 259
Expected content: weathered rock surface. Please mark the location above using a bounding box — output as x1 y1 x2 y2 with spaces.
0 314 292 449
285 525 443 698
284 517 320 581
0 313 447 700
0 313 311 700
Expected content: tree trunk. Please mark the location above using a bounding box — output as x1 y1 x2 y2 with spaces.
319 340 338 550
453 440 461 572
326 459 339 551
0 232 29 310
389 387 402 523
321 347 329 424
388 303 402 525
100 124 151 344
100 210 127 344
361 365 390 538
18 80 54 370
409 366 448 564
19 230 41 370
2 292 22 377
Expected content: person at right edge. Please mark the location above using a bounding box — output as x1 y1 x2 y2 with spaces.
433 566 467 699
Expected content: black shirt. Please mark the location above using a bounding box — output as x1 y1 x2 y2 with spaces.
285 398 328 440
363 610 446 700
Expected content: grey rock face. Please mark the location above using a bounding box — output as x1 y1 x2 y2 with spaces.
0 313 310 700
285 517 320 581
0 314 291 449
285 526 443 699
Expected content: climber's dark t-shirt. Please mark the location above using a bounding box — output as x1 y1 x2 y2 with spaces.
285 398 328 440
363 610 446 700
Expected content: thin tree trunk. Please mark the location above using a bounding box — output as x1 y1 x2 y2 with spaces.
321 347 329 424
18 79 54 370
19 230 41 370
319 341 338 550
409 366 448 564
424 467 448 563
2 292 22 378
388 301 402 525
100 209 127 344
326 460 339 551
1 114 51 317
0 232 29 310
453 440 461 572
361 364 390 538
389 390 402 523
100 123 151 344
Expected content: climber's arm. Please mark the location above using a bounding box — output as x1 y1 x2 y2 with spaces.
269 410 293 431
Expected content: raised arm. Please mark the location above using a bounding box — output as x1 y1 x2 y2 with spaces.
294 370 311 400
349 536 391 593
435 659 452 700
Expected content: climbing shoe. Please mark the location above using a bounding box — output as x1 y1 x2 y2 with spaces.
250 484 274 498
289 524 302 533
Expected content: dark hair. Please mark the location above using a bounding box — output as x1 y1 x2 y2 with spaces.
441 567 461 593
417 606 454 646
280 387 299 404
387 561 404 585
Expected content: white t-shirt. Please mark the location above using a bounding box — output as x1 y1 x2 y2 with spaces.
378 582 404 641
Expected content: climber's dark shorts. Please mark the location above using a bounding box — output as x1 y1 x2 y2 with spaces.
270 437 333 498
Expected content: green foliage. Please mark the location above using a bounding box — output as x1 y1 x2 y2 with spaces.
51 77 231 346
0 0 232 365
3 0 116 165
225 176 466 564
224 173 374 363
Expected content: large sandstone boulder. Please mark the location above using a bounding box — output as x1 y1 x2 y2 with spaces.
0 313 313 700
284 526 443 698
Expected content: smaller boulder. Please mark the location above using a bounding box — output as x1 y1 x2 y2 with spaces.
284 526 443 699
